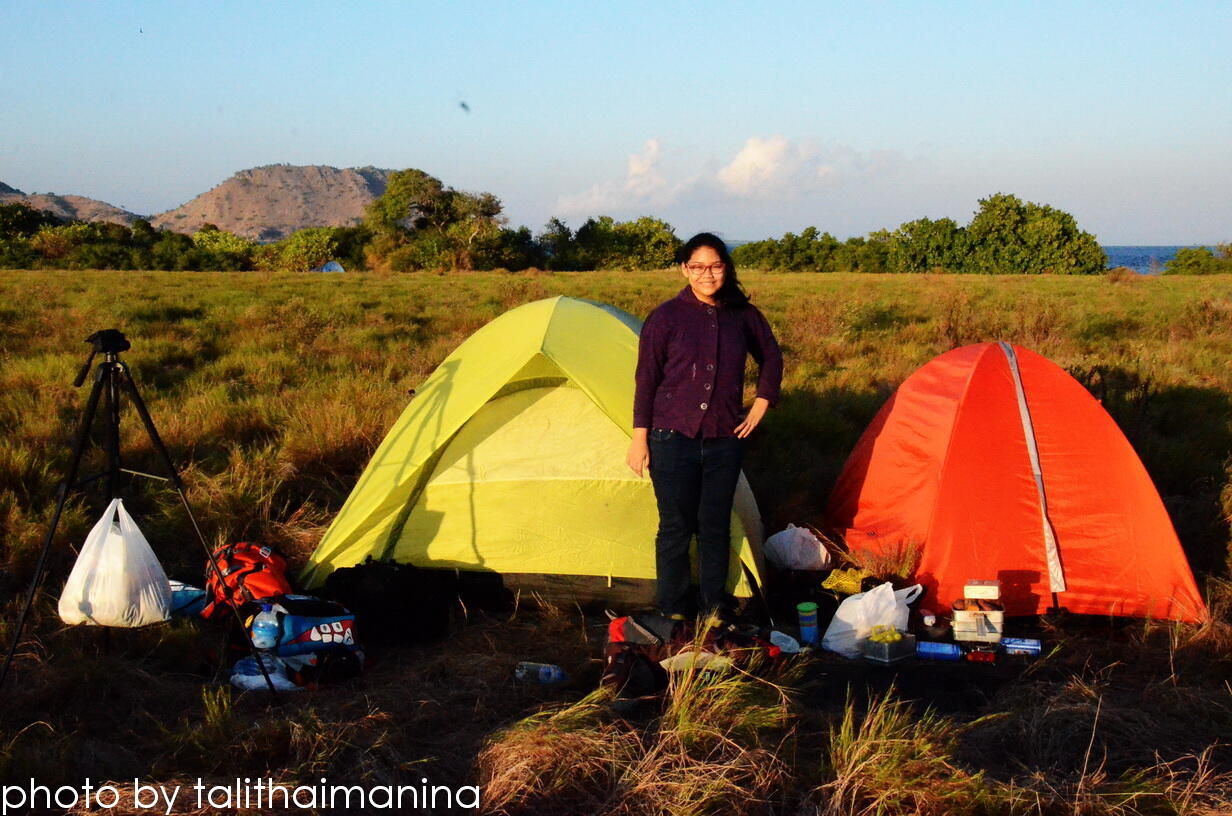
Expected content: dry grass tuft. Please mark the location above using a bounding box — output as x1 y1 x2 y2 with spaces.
839 538 923 585
479 635 798 815
1107 266 1140 284
478 691 642 814
816 688 993 816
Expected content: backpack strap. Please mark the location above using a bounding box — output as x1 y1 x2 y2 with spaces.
203 546 264 618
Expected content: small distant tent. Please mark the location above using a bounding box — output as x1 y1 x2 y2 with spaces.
321 261 345 273
826 341 1206 622
301 296 764 603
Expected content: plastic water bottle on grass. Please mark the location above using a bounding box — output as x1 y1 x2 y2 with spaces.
515 661 568 684
251 603 280 650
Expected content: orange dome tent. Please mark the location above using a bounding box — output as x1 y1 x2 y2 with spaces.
826 342 1206 623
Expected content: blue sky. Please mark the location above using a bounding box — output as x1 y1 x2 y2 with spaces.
2 1 1229 243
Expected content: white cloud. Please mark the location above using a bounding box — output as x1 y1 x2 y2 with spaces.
555 136 902 218
716 136 837 198
556 139 681 216
626 139 664 192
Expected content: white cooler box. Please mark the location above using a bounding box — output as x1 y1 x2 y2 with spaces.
951 580 1004 644
951 608 1004 643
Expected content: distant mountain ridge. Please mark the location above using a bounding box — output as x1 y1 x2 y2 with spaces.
2 164 394 241
0 184 143 226
150 164 392 241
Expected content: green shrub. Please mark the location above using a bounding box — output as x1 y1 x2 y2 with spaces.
1164 247 1229 275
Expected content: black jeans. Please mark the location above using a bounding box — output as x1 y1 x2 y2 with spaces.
647 429 744 617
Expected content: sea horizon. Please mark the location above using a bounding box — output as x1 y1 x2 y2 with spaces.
1101 245 1216 274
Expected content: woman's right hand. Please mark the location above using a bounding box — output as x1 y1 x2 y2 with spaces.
627 429 650 477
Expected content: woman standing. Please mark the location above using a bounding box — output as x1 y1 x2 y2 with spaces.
627 233 782 619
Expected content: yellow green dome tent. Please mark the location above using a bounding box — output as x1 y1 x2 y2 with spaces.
300 296 764 604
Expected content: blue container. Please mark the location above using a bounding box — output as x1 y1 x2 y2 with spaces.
916 641 963 661
797 602 819 646
1002 637 1041 655
169 581 208 618
264 596 360 658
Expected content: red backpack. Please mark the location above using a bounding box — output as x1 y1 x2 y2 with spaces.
201 542 293 619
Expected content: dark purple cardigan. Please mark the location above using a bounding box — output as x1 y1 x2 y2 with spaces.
634 286 783 438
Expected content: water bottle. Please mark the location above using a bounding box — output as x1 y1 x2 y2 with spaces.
515 661 568 684
769 630 801 654
251 603 281 651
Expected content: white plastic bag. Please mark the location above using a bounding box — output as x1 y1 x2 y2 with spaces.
764 524 831 571
58 498 172 627
821 581 922 659
230 653 302 692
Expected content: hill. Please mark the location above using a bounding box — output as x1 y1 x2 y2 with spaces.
150 164 392 241
0 184 143 225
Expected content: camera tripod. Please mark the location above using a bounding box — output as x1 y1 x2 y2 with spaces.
0 329 278 695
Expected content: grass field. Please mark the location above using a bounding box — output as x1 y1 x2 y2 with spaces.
1 269 1230 813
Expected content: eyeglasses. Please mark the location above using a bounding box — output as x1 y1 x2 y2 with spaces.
685 263 726 278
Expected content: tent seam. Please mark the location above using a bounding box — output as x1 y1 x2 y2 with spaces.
538 295 565 354
999 341 1067 594
542 297 640 437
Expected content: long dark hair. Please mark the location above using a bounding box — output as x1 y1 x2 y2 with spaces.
676 232 749 306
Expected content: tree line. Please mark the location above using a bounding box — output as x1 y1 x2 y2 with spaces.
0 170 684 273
1 171 1225 274
0 205 367 273
733 193 1109 275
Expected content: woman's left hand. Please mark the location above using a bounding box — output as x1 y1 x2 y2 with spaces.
733 397 770 439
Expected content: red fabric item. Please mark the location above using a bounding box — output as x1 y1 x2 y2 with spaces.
826 342 1207 623
202 542 293 619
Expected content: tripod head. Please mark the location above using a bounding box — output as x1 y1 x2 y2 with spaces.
87 329 131 354
74 329 131 387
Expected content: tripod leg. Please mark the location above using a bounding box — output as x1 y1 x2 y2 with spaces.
105 360 122 499
116 363 281 697
0 365 108 691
